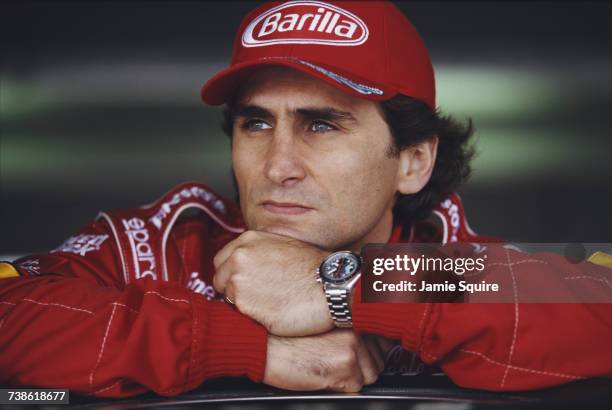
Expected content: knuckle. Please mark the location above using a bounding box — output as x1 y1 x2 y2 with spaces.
337 350 358 369
231 247 249 264
227 274 240 291
241 230 257 241
212 252 222 267
335 378 362 393
364 371 379 386
331 383 346 393
212 275 222 291
229 289 241 308
347 380 364 392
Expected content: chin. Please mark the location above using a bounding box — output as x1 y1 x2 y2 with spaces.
258 225 324 247
261 225 307 240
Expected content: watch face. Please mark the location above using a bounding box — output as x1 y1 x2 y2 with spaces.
320 251 361 284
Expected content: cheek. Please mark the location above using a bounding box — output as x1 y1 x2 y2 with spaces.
232 142 258 227
321 146 398 217
232 139 258 191
232 139 259 218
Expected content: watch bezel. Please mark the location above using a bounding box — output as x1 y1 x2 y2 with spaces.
318 251 362 285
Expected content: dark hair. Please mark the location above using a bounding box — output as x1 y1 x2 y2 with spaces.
381 94 475 224
221 94 475 224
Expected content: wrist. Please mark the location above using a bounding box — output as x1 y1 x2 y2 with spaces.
313 279 336 332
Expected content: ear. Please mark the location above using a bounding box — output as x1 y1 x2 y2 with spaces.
396 136 439 195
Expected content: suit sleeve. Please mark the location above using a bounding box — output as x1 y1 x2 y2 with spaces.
0 219 267 397
353 246 612 391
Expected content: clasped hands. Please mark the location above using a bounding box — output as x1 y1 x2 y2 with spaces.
213 230 393 392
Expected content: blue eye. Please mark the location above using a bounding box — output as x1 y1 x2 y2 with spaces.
310 121 336 133
243 119 272 131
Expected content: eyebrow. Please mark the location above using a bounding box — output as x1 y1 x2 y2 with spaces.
232 104 356 123
295 107 356 123
232 104 273 120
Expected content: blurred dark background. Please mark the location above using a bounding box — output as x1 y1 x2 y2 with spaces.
1 1 611 256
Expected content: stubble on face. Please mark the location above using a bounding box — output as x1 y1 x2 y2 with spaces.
231 67 400 251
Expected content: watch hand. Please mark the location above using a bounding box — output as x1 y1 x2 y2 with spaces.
335 258 346 278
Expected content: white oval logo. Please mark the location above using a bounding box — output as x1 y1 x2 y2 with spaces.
242 1 369 48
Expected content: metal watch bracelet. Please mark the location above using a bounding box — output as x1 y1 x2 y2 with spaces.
324 287 353 328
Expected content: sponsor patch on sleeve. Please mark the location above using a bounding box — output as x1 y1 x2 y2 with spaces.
51 234 109 256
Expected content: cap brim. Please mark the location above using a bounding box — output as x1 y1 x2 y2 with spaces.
201 57 397 106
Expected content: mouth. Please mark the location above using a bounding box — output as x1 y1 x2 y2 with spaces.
261 200 313 216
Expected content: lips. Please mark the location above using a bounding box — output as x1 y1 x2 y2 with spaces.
261 200 313 215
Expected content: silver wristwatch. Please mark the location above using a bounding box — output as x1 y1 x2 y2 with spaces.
317 251 362 328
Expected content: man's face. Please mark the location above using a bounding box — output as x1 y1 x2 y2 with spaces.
231 67 401 251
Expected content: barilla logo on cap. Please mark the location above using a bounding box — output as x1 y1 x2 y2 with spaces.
242 1 369 48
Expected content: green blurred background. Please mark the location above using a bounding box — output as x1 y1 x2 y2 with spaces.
1 1 612 254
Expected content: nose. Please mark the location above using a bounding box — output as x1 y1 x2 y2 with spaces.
263 129 307 187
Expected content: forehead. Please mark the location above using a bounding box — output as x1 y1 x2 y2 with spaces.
235 66 374 112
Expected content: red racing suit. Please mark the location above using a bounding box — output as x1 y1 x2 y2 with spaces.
1 181 610 396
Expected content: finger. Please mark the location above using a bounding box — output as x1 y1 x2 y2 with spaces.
340 372 364 393
212 259 233 294
213 237 243 270
333 352 364 393
213 231 260 293
354 334 381 386
223 277 236 306
213 230 285 269
324 330 364 392
215 229 268 268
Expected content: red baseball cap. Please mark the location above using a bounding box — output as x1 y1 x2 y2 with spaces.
201 0 435 109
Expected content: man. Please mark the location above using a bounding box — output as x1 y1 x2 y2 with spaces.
1 0 610 397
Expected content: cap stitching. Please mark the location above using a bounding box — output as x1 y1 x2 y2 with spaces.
290 58 384 96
